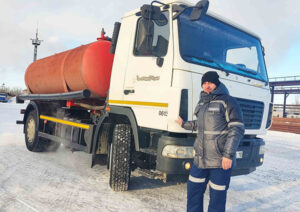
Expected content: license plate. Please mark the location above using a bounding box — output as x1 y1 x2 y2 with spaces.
236 151 243 159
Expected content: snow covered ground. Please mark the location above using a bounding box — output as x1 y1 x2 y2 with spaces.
0 102 300 212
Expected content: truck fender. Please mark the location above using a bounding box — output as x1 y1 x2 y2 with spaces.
23 101 41 133
109 106 140 151
91 113 109 155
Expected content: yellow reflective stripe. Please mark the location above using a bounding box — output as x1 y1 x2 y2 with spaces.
40 115 90 130
108 100 168 108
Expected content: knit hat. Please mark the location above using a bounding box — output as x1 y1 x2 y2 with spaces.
201 71 220 87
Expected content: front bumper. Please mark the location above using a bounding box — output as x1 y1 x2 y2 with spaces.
232 137 265 176
156 135 194 174
156 135 265 176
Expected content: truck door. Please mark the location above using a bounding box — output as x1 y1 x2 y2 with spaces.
123 11 173 130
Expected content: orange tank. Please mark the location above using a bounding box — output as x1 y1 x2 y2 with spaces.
25 40 114 98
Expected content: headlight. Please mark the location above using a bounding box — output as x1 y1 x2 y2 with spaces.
162 145 195 159
259 145 265 155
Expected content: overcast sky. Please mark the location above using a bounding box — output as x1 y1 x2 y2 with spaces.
1 0 300 102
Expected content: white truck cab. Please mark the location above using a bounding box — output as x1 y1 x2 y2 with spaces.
108 0 270 176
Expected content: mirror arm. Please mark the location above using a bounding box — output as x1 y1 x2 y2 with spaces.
172 5 186 20
151 1 168 7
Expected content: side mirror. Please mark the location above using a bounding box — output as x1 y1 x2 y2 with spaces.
189 0 209 21
262 46 266 56
154 13 168 26
141 4 162 20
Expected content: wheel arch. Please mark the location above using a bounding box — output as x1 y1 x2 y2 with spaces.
109 105 140 151
23 101 41 133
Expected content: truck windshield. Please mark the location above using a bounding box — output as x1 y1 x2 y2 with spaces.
178 8 268 83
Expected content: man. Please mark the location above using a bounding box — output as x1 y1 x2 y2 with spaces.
176 71 244 212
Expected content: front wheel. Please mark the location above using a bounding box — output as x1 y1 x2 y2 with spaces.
109 124 132 191
107 141 112 170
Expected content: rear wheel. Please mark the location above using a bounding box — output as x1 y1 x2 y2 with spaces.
25 110 60 152
109 124 132 191
25 110 44 152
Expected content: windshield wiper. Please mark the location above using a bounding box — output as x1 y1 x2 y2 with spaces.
236 66 257 75
183 55 229 75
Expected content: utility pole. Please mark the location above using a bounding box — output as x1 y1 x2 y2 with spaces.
31 27 43 61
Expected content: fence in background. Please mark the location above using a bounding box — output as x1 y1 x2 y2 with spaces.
270 117 300 134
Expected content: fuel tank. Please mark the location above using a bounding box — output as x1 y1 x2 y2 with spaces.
25 40 114 98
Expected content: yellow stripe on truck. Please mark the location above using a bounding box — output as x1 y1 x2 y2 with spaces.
108 100 168 108
40 115 90 130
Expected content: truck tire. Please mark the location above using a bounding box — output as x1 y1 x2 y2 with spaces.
25 110 60 152
109 124 132 191
24 110 45 152
107 141 112 170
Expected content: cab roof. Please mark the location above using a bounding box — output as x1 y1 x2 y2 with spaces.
123 0 261 40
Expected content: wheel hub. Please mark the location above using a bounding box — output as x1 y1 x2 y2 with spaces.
27 119 36 143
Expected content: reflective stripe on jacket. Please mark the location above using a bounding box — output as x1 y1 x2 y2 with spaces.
182 83 245 169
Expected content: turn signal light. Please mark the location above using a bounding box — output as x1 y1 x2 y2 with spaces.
185 162 191 170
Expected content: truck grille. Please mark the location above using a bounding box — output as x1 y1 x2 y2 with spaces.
235 98 264 129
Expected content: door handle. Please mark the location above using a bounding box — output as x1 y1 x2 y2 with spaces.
124 89 135 95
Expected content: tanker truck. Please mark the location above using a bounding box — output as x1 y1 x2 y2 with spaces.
17 0 272 191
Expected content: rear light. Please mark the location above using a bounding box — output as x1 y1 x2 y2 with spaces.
66 100 75 107
20 109 25 114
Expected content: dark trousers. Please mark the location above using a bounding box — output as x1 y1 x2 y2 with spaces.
187 165 232 212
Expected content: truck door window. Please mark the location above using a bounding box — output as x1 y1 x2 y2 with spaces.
134 11 169 57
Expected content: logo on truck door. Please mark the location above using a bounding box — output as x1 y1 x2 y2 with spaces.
136 75 160 81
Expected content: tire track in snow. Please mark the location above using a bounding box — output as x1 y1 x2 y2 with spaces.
0 188 40 212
